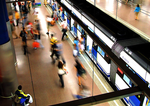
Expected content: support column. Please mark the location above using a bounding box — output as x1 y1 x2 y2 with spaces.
6 0 17 65
0 0 18 96
110 61 118 85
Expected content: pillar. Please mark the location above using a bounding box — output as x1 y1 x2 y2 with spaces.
0 0 18 96
6 0 17 65
110 61 118 85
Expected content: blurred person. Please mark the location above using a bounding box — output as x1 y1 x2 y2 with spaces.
10 16 19 39
74 37 80 56
50 34 57 61
21 2 28 27
32 8 39 20
134 4 141 20
15 10 20 27
58 6 63 17
54 41 66 64
53 9 58 21
57 60 68 88
79 35 85 54
73 44 78 57
15 85 31 106
34 20 41 34
60 19 67 40
52 3 55 16
34 29 44 48
13 2 16 11
44 0 47 7
46 15 53 35
20 27 28 55
27 1 31 13
18 2 22 12
26 21 34 39
73 86 91 99
75 59 87 86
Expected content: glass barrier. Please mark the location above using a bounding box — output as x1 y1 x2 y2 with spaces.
86 0 150 41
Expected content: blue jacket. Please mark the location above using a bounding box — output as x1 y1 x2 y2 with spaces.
134 7 140 12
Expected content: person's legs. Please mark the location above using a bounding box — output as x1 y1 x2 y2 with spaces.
16 19 19 26
60 55 66 64
61 32 65 40
58 75 64 87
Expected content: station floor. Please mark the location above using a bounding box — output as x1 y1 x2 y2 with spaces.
0 1 126 106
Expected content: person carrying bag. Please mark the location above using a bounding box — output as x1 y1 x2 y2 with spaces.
57 60 68 88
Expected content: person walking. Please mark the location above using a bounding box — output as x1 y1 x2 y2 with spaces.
50 34 57 58
55 41 66 64
74 37 80 56
75 59 87 86
53 9 58 21
46 15 53 35
57 60 67 88
20 28 28 55
27 1 31 13
10 17 19 39
79 35 85 54
18 2 22 12
34 29 44 49
26 21 34 39
134 4 141 20
21 2 28 27
15 10 20 27
60 19 68 40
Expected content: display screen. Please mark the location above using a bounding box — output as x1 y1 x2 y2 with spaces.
77 24 82 32
123 74 131 87
97 46 105 57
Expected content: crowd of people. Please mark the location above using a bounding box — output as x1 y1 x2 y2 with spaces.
11 1 90 105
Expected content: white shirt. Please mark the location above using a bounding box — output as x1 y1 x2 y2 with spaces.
47 17 53 22
26 24 32 31
61 21 67 29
